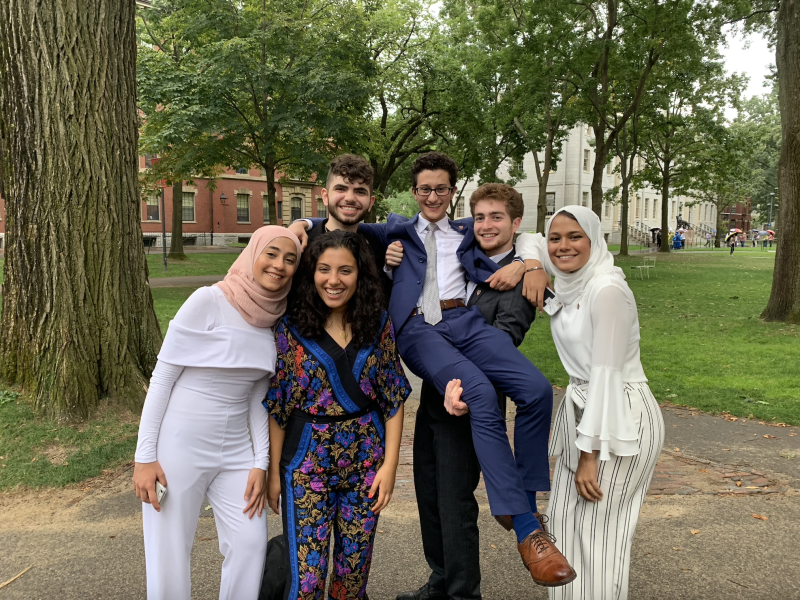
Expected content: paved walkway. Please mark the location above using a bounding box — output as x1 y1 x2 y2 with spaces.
1 376 799 599
148 275 224 288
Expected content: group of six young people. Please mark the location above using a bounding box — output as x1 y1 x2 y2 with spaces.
133 151 664 600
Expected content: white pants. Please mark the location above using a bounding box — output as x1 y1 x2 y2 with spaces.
142 378 268 600
547 382 664 600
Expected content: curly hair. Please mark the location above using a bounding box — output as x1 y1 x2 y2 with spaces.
287 230 385 349
326 154 374 193
469 183 525 221
411 151 458 187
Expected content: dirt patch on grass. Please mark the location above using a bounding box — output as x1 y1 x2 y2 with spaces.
40 444 77 466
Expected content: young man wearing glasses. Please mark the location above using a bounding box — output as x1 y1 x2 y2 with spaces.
291 152 574 591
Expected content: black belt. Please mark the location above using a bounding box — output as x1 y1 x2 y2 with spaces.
410 298 466 317
289 403 381 425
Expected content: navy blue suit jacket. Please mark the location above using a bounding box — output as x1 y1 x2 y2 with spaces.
306 213 500 333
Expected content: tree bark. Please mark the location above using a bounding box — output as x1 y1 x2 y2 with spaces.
168 181 186 259
0 0 162 418
762 0 800 323
659 164 672 253
265 161 277 225
619 181 631 257
715 198 726 249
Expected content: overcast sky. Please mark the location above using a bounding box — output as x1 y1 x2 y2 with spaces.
719 28 775 118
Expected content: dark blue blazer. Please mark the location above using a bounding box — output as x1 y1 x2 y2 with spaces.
306 213 500 333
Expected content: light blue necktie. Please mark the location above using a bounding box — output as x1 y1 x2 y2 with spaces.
422 223 442 325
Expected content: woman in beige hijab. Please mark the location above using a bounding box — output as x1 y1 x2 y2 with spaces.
133 226 301 600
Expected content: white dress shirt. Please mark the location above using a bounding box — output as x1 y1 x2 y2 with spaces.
466 248 512 302
415 215 468 306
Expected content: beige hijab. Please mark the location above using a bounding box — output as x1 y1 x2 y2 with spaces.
214 226 302 328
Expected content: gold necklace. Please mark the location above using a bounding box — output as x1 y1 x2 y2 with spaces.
328 318 349 340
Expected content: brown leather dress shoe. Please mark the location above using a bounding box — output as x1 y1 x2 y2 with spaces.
517 529 576 587
494 512 549 533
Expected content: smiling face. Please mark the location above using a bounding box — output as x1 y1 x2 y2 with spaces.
252 236 299 290
547 214 592 273
473 199 521 256
413 169 455 223
321 175 375 228
314 247 358 313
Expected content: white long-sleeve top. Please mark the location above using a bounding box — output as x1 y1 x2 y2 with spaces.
135 286 275 470
516 233 647 460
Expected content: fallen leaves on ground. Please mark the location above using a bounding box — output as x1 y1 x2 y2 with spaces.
763 434 777 439
690 529 700 535
750 514 769 521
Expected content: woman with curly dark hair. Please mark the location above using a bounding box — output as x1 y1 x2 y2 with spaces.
263 230 410 599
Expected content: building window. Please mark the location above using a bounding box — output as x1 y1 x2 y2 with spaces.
236 168 248 174
583 150 590 172
291 197 303 221
182 192 195 222
144 154 158 168
604 202 611 218
672 201 677 218
263 196 270 223
582 191 589 207
237 193 250 223
635 196 641 219
606 161 613 175
317 198 327 219
145 195 160 221
277 200 283 220
637 156 644 170
546 192 556 216
644 198 649 219
586 125 592 136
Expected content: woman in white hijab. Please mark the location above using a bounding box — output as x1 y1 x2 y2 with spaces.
513 206 664 600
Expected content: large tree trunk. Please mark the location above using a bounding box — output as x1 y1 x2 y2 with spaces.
763 0 800 323
619 179 631 257
168 181 186 259
659 167 672 253
715 199 725 248
265 162 277 225
0 0 162 419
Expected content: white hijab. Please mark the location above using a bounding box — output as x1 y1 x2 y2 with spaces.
543 206 625 306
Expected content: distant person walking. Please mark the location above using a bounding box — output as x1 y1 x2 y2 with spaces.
705 232 712 247
729 236 736 255
768 233 774 248
753 232 759 248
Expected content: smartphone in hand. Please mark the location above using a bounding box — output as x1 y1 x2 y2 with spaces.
155 481 168 505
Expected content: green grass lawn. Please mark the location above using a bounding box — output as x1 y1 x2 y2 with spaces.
520 250 799 425
1 249 798 490
0 389 140 490
145 252 237 278
151 287 198 335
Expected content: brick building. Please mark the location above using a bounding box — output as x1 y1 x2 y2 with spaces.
721 198 752 232
139 158 326 247
0 161 325 251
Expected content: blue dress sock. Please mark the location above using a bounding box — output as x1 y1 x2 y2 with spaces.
511 512 543 544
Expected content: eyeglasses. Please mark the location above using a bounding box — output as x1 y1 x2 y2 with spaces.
413 186 454 197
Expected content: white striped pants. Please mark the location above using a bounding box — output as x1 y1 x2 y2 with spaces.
547 381 664 600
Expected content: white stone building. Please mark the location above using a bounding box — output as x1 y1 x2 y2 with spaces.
459 124 719 246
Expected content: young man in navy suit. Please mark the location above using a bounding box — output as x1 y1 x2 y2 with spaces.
397 183 540 600
292 152 574 588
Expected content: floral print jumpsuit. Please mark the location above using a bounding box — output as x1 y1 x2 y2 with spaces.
265 313 410 600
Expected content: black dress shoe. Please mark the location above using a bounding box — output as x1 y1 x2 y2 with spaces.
396 583 449 600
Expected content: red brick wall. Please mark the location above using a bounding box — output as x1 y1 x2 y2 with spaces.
0 167 323 249
140 168 323 240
